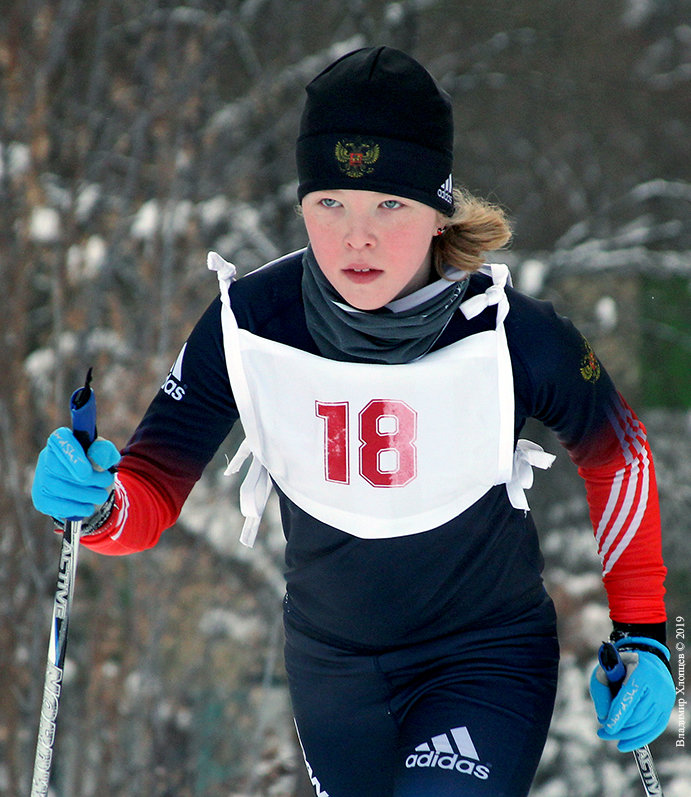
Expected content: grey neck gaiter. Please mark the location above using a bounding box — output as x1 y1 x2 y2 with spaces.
301 245 468 364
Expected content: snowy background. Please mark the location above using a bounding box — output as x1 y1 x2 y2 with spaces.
1 1 689 795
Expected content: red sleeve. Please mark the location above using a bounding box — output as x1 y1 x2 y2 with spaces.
79 465 183 555
577 396 667 624
80 296 238 555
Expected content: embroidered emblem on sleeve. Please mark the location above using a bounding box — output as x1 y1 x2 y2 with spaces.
580 336 601 383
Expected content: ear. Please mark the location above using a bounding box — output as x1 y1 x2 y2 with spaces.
434 210 448 236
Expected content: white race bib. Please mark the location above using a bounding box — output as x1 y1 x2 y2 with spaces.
208 253 545 546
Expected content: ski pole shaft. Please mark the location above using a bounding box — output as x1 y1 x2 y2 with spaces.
31 370 97 797
598 642 665 797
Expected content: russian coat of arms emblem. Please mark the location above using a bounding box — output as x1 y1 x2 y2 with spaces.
334 139 380 178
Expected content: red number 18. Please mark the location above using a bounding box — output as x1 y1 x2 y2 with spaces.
316 399 417 488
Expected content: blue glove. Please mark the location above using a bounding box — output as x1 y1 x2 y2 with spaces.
32 427 121 521
590 637 675 752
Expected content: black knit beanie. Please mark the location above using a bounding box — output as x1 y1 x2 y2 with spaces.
296 46 454 215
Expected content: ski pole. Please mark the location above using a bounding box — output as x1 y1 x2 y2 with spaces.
598 642 665 797
30 369 97 797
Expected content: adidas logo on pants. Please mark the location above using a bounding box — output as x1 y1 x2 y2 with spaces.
405 726 491 780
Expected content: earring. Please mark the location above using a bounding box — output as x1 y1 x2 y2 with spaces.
436 227 446 236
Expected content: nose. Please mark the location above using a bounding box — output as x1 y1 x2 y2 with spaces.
344 215 376 250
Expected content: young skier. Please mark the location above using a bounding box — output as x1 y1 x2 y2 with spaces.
32 47 675 796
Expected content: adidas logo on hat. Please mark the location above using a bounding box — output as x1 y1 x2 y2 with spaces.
437 174 453 206
405 726 491 780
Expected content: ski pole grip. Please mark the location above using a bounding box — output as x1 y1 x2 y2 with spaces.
70 367 97 452
599 641 627 696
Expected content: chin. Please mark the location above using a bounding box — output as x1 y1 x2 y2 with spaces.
345 294 389 311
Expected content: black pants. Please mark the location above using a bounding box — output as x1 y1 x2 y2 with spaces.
284 596 559 797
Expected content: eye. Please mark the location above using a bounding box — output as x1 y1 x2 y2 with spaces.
381 199 402 209
319 197 341 208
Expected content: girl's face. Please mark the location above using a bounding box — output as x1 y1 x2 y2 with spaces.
301 189 442 310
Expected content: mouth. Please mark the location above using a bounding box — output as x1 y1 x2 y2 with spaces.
343 266 382 284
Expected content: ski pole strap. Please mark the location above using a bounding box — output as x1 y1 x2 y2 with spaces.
52 489 117 536
610 634 673 675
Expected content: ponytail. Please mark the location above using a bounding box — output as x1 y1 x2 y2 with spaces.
433 188 512 276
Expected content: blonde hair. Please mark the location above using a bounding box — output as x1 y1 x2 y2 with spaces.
432 187 512 276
